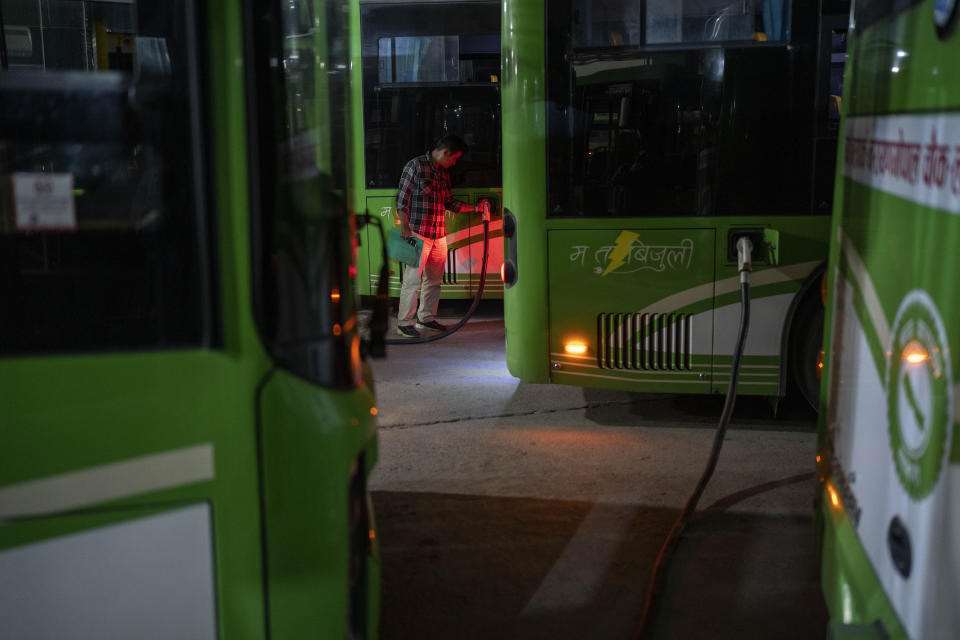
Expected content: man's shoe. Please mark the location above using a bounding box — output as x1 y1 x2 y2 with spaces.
396 325 420 338
415 320 446 332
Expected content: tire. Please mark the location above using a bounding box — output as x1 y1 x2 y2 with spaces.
789 295 825 411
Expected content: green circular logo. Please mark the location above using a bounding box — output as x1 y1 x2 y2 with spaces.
886 290 953 500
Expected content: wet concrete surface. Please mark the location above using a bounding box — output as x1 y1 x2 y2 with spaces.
368 301 827 639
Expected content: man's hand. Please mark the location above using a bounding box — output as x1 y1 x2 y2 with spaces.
479 199 492 221
398 211 412 239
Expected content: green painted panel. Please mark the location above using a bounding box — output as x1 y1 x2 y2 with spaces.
502 0 549 382
0 351 268 638
846 8 960 118
817 490 907 637
363 196 401 297
548 227 714 311
259 369 377 639
547 227 715 392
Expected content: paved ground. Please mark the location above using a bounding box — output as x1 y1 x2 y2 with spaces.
368 301 827 639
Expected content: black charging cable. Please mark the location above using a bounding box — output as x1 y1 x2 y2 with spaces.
633 236 755 639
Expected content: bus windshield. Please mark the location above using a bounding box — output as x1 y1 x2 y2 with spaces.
360 1 501 189
546 0 841 217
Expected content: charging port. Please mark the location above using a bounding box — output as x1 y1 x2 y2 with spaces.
727 228 778 266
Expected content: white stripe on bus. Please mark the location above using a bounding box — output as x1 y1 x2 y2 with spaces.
446 219 503 245
709 364 780 370
552 354 780 370
839 228 891 349
636 260 820 315
0 444 214 519
554 360 701 376
553 370 707 385
554 360 779 378
841 114 960 216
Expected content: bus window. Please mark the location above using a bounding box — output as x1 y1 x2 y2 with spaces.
0 0 213 355
378 35 460 83
547 0 833 218
360 1 501 188
249 0 360 388
572 0 793 48
829 29 847 122
812 20 847 209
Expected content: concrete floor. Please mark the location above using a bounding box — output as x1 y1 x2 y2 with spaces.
368 301 827 639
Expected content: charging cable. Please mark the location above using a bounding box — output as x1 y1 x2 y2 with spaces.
633 235 754 638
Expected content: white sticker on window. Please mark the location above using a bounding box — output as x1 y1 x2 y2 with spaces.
12 172 77 232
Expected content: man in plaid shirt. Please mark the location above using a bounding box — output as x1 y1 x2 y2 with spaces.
395 135 484 337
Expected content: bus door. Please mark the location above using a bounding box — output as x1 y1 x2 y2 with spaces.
544 16 726 391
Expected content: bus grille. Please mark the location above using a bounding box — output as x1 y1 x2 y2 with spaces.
596 313 693 370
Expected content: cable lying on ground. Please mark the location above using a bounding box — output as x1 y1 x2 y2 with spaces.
633 236 754 639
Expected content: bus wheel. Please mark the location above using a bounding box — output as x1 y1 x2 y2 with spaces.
790 296 825 411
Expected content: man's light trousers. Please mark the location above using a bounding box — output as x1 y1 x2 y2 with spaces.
398 233 447 326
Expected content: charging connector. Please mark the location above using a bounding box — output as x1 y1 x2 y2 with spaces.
737 235 754 279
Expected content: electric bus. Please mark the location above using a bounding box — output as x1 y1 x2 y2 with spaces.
0 0 380 637
349 0 504 300
817 0 959 637
501 0 848 407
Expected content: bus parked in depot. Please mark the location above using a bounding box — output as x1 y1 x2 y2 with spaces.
501 0 849 407
349 0 504 300
816 0 959 637
0 0 379 637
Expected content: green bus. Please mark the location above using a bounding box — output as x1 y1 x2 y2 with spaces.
349 0 505 300
502 0 848 407
0 0 380 637
817 0 959 636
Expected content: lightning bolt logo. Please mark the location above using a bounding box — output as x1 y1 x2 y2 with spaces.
601 230 639 276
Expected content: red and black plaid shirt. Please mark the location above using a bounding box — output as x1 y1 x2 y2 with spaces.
396 154 465 239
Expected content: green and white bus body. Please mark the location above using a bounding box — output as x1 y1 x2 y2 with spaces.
0 0 380 637
502 0 849 403
349 0 504 300
817 1 960 637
